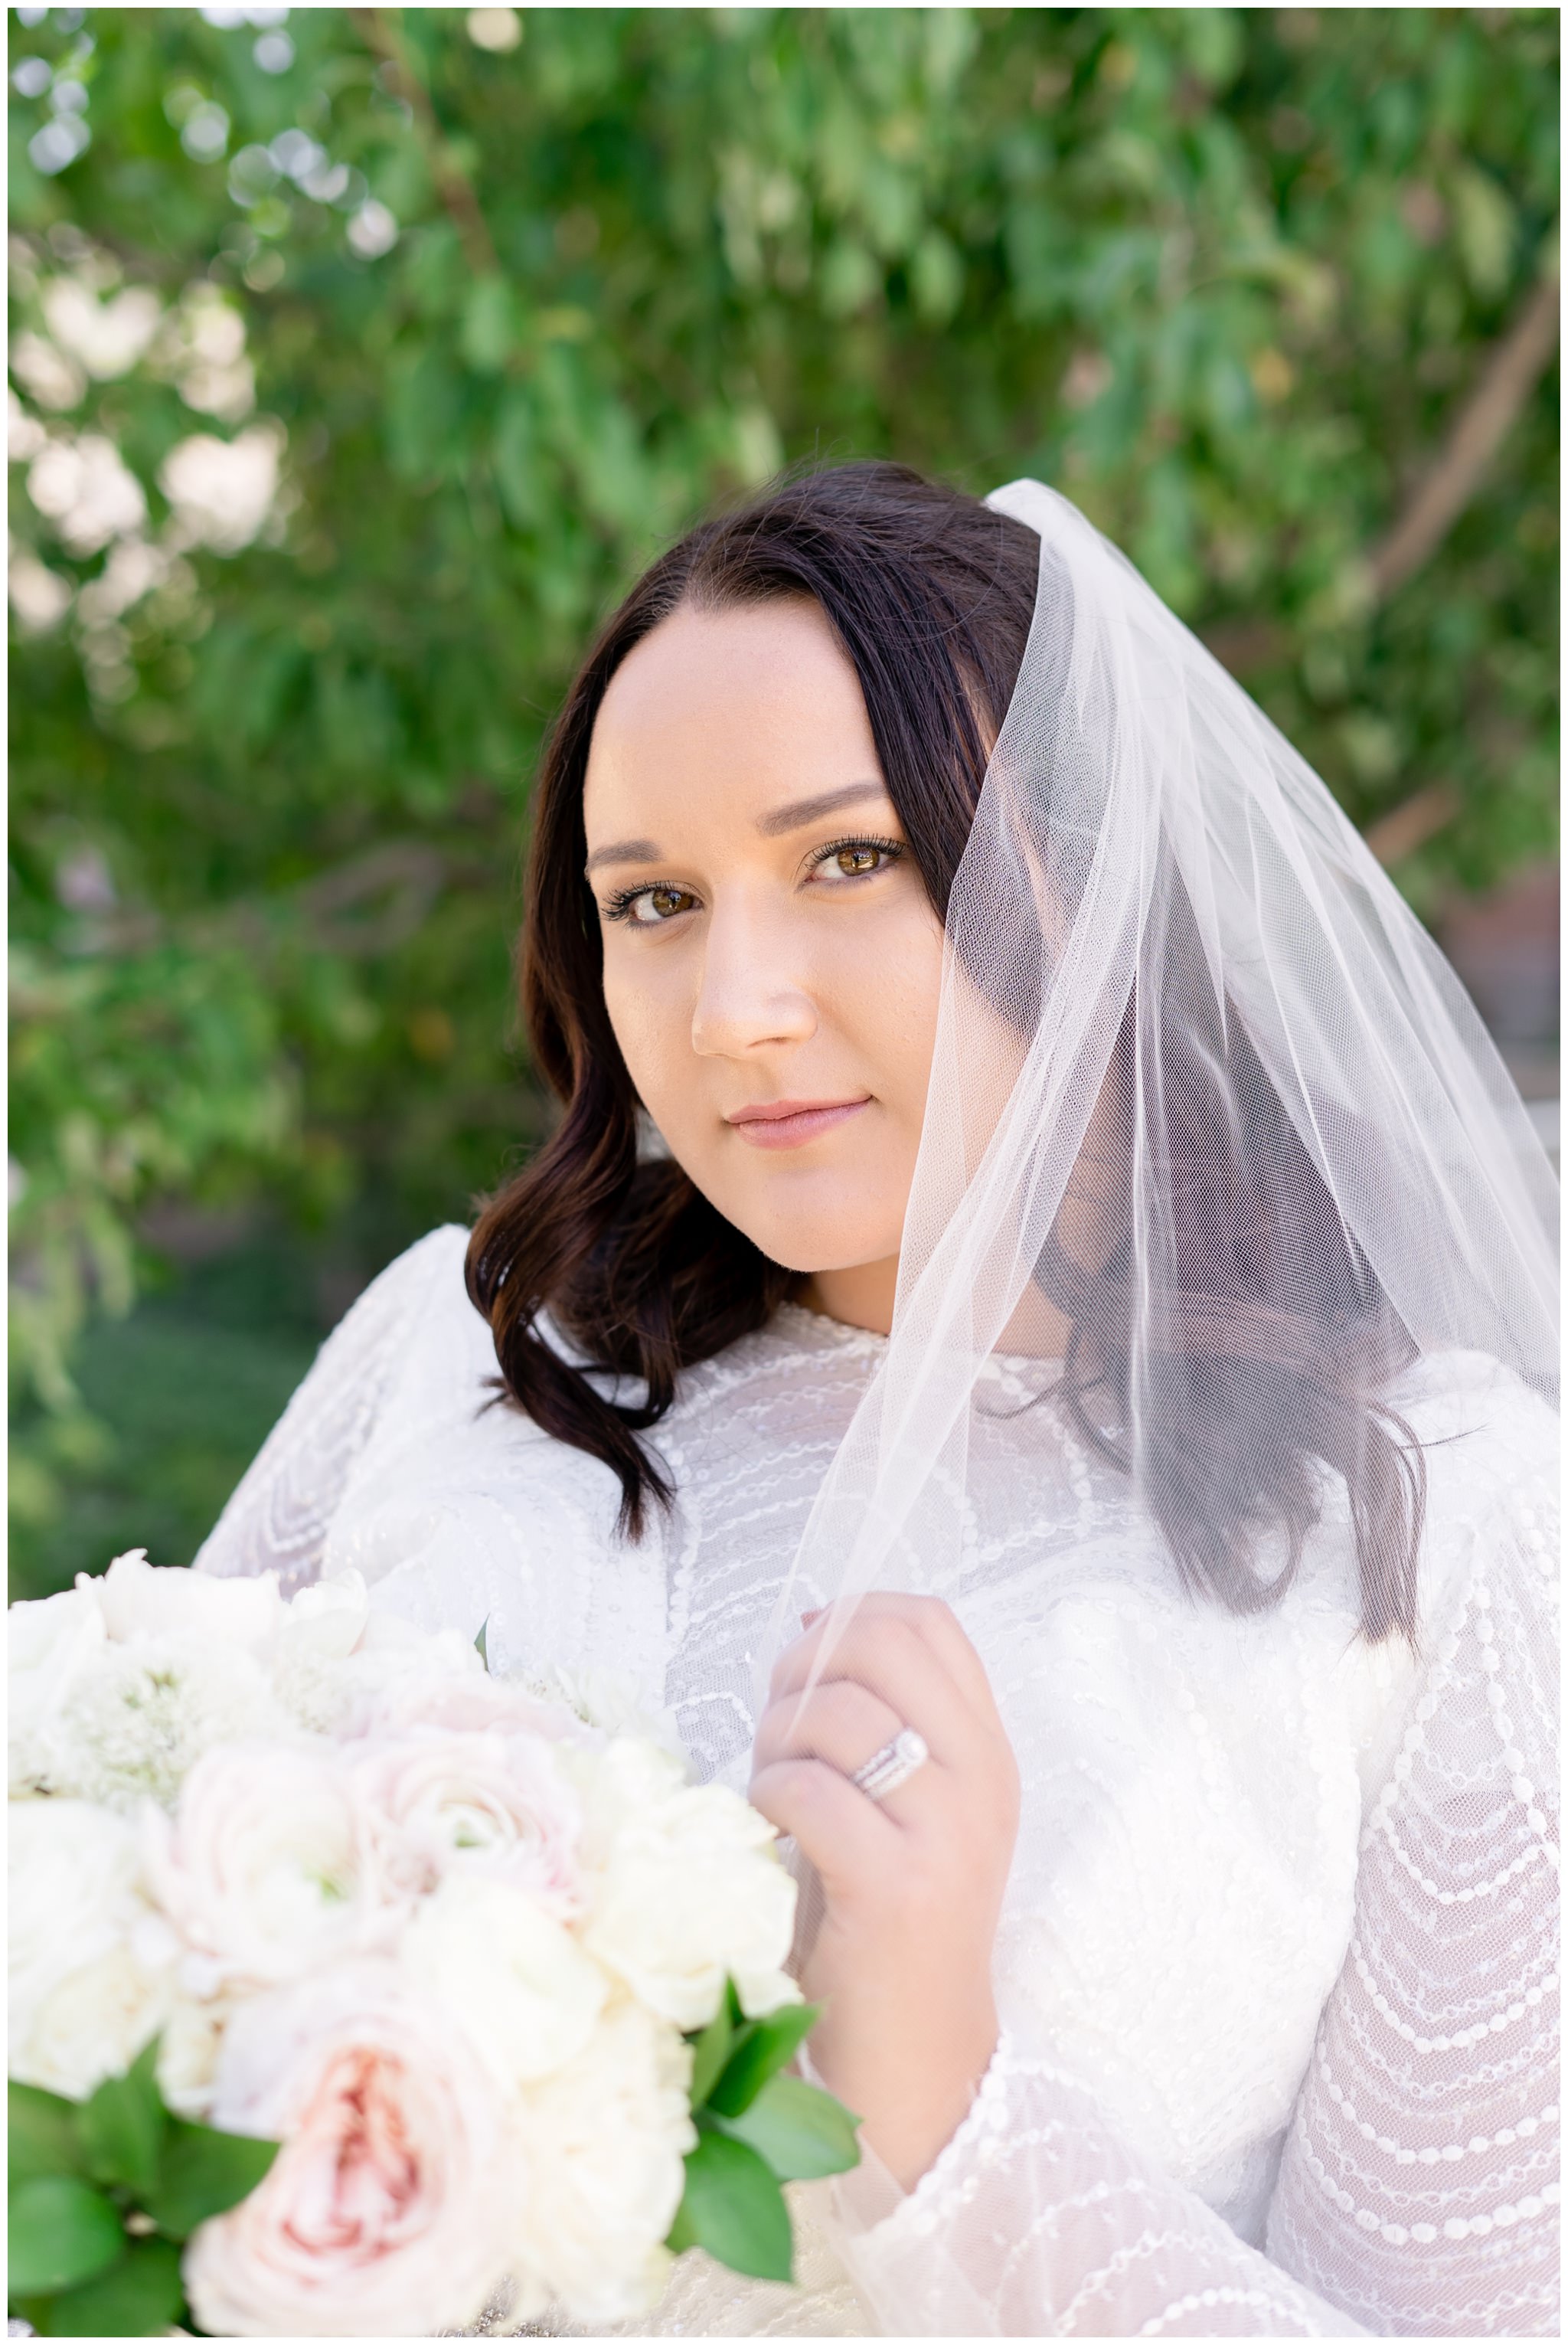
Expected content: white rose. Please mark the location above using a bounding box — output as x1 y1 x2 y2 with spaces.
146 1740 407 1991
91 1547 284 1650
8 1798 175 2097
512 1996 694 2324
578 1739 799 2029
268 1572 381 1734
283 1611 490 1739
156 1990 231 2119
185 1960 524 2338
8 1582 106 1794
526 1661 691 1768
403 1873 606 2085
277 1568 371 1662
351 1723 584 1902
16 1948 176 2108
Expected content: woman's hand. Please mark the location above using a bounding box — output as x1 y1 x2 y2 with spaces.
748 1593 1021 2191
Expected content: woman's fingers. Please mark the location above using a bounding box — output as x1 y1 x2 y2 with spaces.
753 1675 906 1779
776 1592 995 1712
863 1591 998 1712
747 1755 895 1887
768 1601 990 1765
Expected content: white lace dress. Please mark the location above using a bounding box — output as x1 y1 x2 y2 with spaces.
196 1225 1560 2337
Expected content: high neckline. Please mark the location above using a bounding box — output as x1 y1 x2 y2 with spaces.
768 1297 1064 1379
770 1297 890 1356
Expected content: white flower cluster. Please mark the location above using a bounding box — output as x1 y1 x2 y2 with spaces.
8 1553 799 2337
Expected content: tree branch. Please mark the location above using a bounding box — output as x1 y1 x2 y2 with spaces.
351 8 501 279
1362 781 1460 868
1367 263 1560 600
1204 251 1560 680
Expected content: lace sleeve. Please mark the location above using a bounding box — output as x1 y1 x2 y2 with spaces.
191 1227 467 1596
1266 1499 1559 2334
831 1487 1560 2337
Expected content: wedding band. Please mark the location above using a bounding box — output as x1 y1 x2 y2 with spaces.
850 1727 929 1802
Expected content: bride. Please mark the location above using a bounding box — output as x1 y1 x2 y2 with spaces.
197 463 1559 2337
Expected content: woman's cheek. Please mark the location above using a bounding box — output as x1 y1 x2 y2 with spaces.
823 904 944 1120
601 955 694 1129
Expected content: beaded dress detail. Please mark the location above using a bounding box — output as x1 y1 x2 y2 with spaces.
198 1225 1560 2337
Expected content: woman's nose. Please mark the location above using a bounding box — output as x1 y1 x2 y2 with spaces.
690 899 818 1058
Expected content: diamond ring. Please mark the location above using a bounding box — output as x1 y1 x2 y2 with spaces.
850 1727 929 1802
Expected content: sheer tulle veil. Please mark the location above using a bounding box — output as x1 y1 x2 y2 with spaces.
763 479 1558 1679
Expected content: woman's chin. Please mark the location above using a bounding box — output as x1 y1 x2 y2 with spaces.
738 1212 903 1283
683 1146 913 1284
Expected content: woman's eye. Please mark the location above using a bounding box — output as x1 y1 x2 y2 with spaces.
811 837 903 883
628 884 697 924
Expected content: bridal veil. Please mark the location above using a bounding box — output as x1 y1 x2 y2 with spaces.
767 480 1559 2333
768 479 1556 1653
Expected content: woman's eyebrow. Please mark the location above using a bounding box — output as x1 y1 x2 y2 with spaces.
754 779 890 836
585 836 659 875
584 780 890 875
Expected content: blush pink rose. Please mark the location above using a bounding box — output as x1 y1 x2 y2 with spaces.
145 1741 407 1993
351 1725 584 1906
360 1668 595 1742
182 1961 525 2338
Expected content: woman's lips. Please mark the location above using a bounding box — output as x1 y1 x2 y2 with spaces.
727 1097 871 1150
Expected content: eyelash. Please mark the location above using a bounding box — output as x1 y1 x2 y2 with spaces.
599 833 906 925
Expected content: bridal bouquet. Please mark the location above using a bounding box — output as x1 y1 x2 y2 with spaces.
8 1554 858 2337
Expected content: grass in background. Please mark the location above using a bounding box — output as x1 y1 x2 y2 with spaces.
9 1230 332 1603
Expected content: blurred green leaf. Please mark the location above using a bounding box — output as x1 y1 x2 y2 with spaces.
687 1994 738 2109
460 273 517 373
666 2130 793 2283
77 2040 168 2202
29 2235 183 2339
7 2176 126 2296
8 2085 87 2186
142 2118 279 2242
713 2072 861 2181
707 2000 821 2118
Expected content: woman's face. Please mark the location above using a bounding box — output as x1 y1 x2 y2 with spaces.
582 596 946 1328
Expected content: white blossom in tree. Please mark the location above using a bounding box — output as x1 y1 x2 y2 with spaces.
41 276 163 380
158 421 285 554
77 537 175 625
348 200 399 260
8 388 47 461
9 329 86 410
28 432 147 554
7 543 74 631
157 283 256 424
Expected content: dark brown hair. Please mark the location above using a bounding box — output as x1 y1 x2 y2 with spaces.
468 460 1423 1640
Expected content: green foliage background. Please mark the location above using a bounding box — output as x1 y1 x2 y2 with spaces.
9 5 1560 1598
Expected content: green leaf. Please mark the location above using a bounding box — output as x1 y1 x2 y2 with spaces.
665 2131 793 2283
707 2000 820 2118
7 2176 126 2295
32 2235 183 2337
461 274 516 374
78 2039 167 2199
686 1997 737 2109
474 1615 489 1669
713 2072 861 2182
142 2118 279 2242
8 2083 86 2183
